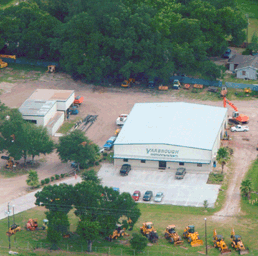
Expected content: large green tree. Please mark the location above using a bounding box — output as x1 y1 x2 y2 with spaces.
240 179 252 200
216 147 230 174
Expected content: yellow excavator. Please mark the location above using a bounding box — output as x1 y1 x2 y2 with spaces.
230 228 249 255
121 78 135 88
0 55 16 68
183 225 203 247
213 229 231 254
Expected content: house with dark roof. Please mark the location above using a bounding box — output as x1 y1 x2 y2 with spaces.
228 54 258 80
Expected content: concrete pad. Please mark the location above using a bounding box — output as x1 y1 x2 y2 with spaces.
98 163 221 208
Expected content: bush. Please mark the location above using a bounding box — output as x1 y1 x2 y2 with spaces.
208 173 224 184
45 178 50 184
191 88 198 93
55 174 60 180
41 180 45 186
95 161 99 166
103 152 108 157
130 233 148 252
26 170 40 188
61 174 65 179
103 157 107 160
51 176 55 182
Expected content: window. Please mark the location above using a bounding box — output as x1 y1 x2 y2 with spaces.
123 159 128 162
242 71 246 75
141 160 146 163
197 163 202 167
26 119 37 124
179 162 184 166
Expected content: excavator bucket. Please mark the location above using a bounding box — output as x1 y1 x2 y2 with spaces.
239 248 250 255
190 239 204 247
174 240 184 246
220 248 231 254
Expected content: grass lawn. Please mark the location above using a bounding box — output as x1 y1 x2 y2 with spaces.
237 0 258 19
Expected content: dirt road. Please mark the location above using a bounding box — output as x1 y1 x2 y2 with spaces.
0 70 257 216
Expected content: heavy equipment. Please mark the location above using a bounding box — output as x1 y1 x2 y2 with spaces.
6 224 21 236
221 86 228 97
158 85 168 91
5 157 18 169
244 87 251 94
230 228 249 255
121 78 135 88
46 65 56 73
183 225 203 247
107 224 128 241
164 225 183 245
140 222 159 243
0 54 16 68
213 229 231 254
223 97 249 123
26 219 39 231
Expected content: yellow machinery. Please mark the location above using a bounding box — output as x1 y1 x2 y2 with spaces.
158 85 168 91
213 229 231 254
107 224 128 241
164 225 183 245
221 86 228 97
5 157 18 169
46 65 56 73
121 78 135 88
0 55 16 68
244 87 251 94
183 225 203 247
230 228 249 255
115 128 121 136
140 222 158 243
6 224 21 236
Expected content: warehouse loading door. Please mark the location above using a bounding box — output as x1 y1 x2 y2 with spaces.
159 161 166 169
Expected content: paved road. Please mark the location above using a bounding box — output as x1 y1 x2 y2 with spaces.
98 163 220 208
0 176 82 220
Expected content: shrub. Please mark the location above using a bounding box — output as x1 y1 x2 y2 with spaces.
61 174 65 179
103 157 107 160
95 161 99 166
45 178 50 184
130 233 148 252
55 174 60 180
103 152 108 157
51 176 55 182
26 170 40 188
208 173 224 184
41 180 45 186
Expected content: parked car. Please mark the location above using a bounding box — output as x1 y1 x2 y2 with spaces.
175 168 186 179
208 87 218 93
132 190 141 201
120 164 131 176
172 79 181 89
154 192 164 202
230 125 249 132
222 49 231 58
103 136 116 150
143 191 153 201
112 187 120 193
116 114 128 126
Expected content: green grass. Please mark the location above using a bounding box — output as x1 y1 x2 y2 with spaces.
207 172 224 184
57 121 77 134
0 166 28 178
236 0 258 19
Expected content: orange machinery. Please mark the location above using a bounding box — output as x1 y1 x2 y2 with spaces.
223 97 249 123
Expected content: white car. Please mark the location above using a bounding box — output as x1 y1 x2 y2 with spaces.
230 125 249 132
116 114 128 126
154 192 164 202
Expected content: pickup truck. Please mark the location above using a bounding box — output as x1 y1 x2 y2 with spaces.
116 114 128 126
103 136 116 150
230 125 249 132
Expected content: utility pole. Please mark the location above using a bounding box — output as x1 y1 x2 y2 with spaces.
204 218 208 255
12 205 15 225
246 14 249 45
7 203 11 250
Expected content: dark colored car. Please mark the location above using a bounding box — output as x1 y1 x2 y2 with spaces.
143 191 153 201
119 164 131 176
175 168 186 179
132 190 141 201
222 49 231 58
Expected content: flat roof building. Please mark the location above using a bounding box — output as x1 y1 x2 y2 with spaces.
114 102 228 172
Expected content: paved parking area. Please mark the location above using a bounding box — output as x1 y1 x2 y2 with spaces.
98 163 221 208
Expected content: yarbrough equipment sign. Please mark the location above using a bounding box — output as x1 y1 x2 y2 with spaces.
146 148 179 158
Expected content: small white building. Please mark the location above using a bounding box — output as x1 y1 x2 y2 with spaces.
114 102 228 172
19 100 64 136
28 89 75 111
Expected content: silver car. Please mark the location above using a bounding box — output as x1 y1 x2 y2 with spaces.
175 168 186 179
154 192 164 202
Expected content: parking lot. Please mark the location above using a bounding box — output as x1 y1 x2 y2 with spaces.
98 163 221 208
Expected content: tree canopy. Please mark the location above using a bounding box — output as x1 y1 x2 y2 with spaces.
0 0 247 81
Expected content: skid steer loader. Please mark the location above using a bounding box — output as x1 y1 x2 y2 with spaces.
6 224 21 236
183 225 203 247
164 225 183 245
140 222 158 243
107 224 128 241
230 228 249 255
213 229 231 254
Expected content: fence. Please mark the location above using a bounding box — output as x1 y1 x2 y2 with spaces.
225 82 258 91
169 76 222 87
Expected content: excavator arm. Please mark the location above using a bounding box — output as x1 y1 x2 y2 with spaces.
223 97 238 111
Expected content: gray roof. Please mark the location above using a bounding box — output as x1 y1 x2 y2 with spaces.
114 102 227 151
19 100 56 116
230 54 258 70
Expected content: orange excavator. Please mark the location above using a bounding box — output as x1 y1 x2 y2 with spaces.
223 97 249 123
0 55 16 68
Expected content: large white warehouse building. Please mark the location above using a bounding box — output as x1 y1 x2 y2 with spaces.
114 102 228 172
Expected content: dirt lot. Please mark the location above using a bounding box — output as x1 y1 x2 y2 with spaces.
0 69 258 218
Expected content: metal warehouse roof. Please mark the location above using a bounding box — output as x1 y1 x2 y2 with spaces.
114 102 227 151
29 89 74 102
19 100 56 116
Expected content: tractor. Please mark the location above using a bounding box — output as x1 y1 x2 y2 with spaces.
140 222 158 243
213 229 231 254
6 224 21 236
164 225 183 245
26 218 39 231
107 224 128 241
183 225 203 247
230 228 249 255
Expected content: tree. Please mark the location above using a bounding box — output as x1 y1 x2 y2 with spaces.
130 233 148 253
56 130 98 170
26 170 39 188
216 147 230 174
240 179 252 200
77 221 100 252
81 169 101 184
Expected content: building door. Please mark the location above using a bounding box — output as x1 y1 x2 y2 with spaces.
159 161 166 169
